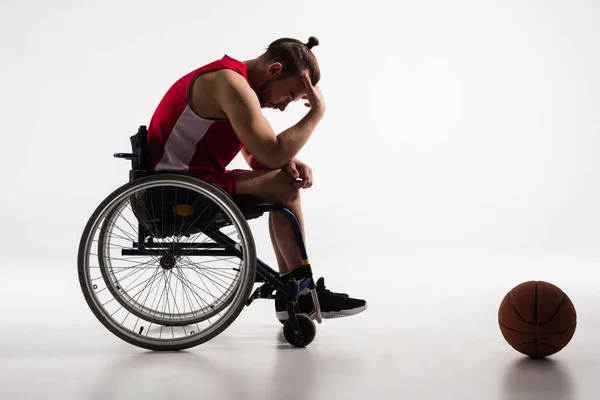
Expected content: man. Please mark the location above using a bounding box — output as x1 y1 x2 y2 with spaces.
147 36 367 322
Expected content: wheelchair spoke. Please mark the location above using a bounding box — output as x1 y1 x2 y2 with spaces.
179 256 240 286
98 257 158 282
173 268 224 326
172 268 201 323
173 267 216 317
109 267 163 312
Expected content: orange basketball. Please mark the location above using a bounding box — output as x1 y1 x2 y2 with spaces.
498 281 576 358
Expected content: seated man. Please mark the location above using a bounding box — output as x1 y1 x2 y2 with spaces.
147 36 366 321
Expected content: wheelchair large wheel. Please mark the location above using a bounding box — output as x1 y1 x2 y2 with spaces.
77 173 257 351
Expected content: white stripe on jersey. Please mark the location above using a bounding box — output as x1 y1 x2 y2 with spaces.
155 105 214 171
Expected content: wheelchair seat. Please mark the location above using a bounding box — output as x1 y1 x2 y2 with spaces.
115 125 266 237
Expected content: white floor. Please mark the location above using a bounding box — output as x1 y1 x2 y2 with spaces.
1 252 599 400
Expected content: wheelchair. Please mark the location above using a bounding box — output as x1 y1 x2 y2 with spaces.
77 125 322 351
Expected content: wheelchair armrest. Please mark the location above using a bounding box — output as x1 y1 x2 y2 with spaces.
114 153 139 160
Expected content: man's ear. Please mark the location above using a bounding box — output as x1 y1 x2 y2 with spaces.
267 62 283 77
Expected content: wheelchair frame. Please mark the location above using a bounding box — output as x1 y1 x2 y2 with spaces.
79 125 322 350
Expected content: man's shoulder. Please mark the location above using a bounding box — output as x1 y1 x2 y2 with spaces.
211 68 249 87
194 55 248 80
209 66 254 102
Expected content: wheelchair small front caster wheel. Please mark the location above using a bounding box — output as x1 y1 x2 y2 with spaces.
282 314 316 348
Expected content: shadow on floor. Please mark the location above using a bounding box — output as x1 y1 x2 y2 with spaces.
502 356 575 400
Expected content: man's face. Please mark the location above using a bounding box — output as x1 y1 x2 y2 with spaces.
257 63 307 111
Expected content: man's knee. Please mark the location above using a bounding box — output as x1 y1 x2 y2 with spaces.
235 168 299 205
281 185 300 207
271 170 300 206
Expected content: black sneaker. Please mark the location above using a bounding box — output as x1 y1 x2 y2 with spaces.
275 277 367 321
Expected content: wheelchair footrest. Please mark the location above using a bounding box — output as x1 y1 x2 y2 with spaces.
245 265 315 307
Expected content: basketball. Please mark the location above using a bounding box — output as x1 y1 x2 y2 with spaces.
498 280 577 358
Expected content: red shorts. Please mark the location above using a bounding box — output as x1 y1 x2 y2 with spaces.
193 169 250 196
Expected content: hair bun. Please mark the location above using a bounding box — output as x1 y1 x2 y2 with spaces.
306 36 319 49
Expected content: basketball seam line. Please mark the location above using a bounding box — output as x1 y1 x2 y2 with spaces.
537 294 567 325
508 291 535 325
534 281 538 358
499 321 576 336
537 322 577 335
513 341 558 349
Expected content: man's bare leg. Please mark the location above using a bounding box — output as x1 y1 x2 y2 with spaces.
269 194 306 275
235 169 305 274
268 213 288 273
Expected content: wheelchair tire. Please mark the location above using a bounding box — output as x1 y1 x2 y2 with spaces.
77 173 257 351
282 314 316 348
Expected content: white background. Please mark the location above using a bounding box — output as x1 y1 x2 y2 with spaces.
2 0 599 265
1 0 599 399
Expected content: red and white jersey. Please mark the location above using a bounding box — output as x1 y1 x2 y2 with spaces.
147 55 247 176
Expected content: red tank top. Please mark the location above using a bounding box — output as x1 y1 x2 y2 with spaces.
147 55 247 175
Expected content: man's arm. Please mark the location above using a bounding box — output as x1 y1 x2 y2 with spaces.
240 146 267 170
212 69 324 169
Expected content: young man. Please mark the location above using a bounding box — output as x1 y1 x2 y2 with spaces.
147 36 366 321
